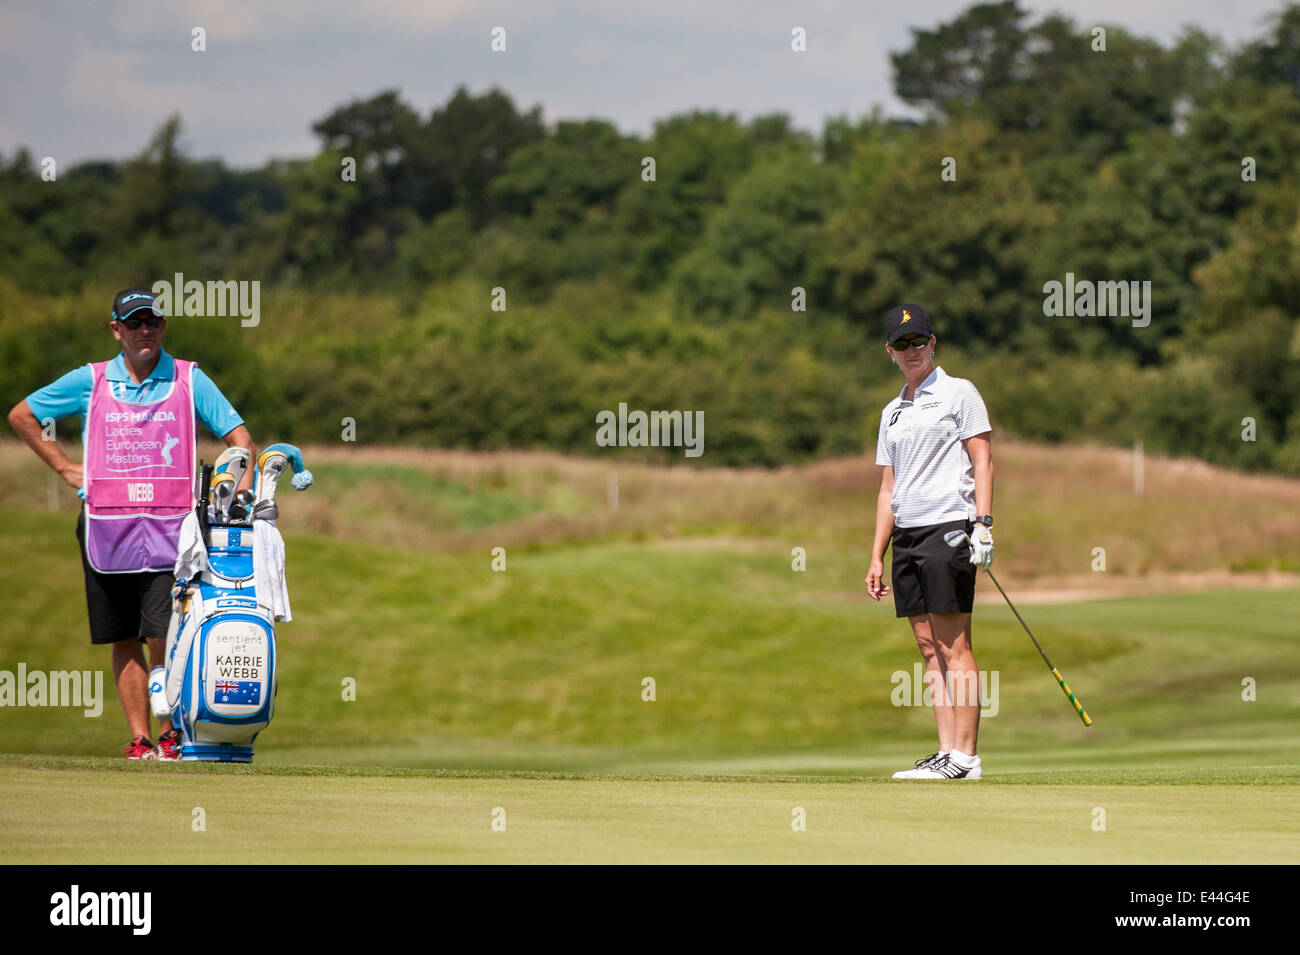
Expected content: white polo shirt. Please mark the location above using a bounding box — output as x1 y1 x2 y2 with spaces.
875 366 991 528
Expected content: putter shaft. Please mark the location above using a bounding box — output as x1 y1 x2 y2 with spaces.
985 568 1092 727
946 529 1093 727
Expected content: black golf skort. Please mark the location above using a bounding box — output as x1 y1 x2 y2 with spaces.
75 511 174 645
890 517 976 618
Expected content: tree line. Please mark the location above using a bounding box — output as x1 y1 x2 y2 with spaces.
2 1 1298 472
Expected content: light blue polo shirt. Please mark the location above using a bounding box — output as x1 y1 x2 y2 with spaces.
26 350 244 499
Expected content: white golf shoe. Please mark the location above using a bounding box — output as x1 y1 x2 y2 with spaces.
912 752 982 779
891 752 946 778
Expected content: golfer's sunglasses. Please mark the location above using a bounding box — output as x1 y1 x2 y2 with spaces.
116 316 164 330
889 335 931 350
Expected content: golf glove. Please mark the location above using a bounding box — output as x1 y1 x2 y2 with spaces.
968 525 994 570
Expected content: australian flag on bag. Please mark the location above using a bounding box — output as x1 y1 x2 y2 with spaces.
213 680 262 705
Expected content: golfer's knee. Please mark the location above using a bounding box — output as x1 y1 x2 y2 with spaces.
111 638 145 664
937 643 974 669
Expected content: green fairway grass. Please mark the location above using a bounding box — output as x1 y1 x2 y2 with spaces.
3 505 1297 770
1 757 1296 864
2 446 1298 862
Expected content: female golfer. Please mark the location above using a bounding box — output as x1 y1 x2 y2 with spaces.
865 304 994 780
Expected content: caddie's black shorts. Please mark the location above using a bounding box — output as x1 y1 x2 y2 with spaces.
890 518 976 618
75 511 174 645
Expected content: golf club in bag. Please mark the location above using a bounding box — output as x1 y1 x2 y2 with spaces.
149 443 313 761
943 528 1093 727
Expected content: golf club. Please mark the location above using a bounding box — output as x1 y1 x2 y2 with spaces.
196 462 213 549
253 448 289 521
250 444 314 522
213 445 250 474
944 529 1093 726
228 488 256 524
211 472 236 524
213 446 250 492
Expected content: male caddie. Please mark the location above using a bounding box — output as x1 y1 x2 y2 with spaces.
7 288 256 759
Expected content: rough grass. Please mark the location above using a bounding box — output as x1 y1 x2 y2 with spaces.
2 437 1299 578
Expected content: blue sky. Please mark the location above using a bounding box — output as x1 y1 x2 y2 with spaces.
0 0 1288 168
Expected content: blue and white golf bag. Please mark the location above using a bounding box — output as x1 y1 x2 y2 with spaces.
150 443 311 762
160 526 278 762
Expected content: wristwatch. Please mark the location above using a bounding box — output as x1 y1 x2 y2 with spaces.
974 514 993 527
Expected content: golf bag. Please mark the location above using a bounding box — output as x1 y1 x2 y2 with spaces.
150 444 311 762
157 524 278 762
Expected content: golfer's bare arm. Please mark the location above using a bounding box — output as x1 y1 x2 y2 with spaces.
964 432 993 519
220 425 258 493
7 399 81 488
865 465 895 600
873 465 895 557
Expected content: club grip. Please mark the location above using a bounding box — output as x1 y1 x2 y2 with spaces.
197 462 213 548
1052 667 1093 726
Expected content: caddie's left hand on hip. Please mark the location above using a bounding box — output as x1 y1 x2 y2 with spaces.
968 525 994 570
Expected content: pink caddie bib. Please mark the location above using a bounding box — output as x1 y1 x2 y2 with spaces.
84 358 198 573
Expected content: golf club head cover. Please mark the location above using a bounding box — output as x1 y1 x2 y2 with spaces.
214 446 251 479
255 444 311 517
255 449 289 506
262 443 313 491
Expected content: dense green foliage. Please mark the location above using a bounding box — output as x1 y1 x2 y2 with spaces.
3 2 1299 471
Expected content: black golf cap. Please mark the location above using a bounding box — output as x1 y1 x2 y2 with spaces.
885 303 932 345
112 288 165 321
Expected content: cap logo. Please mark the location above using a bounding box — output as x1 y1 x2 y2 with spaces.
900 310 912 324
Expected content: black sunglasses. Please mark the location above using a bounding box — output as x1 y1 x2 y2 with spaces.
116 316 164 330
889 335 931 350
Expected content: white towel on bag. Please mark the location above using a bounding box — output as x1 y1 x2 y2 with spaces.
173 511 210 581
253 520 292 622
